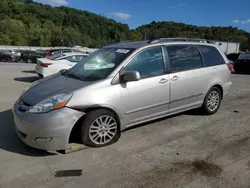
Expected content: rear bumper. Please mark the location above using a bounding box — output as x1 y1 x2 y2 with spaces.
36 64 47 77
12 104 85 151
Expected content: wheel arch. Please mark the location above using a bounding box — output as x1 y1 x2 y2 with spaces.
211 84 223 99
69 105 122 144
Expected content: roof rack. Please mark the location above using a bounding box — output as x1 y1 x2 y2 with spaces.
148 38 215 44
102 40 132 47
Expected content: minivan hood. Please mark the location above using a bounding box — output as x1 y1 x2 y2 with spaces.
21 74 91 106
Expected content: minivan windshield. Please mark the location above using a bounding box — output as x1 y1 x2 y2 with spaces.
63 48 134 81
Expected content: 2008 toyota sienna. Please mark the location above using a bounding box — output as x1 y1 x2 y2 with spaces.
13 38 232 150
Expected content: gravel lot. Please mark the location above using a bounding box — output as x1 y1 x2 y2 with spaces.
0 62 250 188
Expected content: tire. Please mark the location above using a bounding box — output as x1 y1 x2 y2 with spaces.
81 109 120 147
201 87 222 115
26 59 32 64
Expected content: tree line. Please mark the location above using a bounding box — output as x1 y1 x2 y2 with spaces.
0 0 249 50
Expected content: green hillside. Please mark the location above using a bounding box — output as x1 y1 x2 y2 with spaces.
0 0 249 50
0 0 132 47
135 21 250 50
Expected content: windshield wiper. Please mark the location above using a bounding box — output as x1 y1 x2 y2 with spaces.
63 71 82 80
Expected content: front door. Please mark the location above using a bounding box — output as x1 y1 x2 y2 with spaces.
165 45 206 113
119 46 170 126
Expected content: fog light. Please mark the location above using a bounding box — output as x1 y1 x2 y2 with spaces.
35 137 52 142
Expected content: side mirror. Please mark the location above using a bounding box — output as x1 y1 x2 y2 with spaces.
120 71 140 83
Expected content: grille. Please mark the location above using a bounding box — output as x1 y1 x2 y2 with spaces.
17 129 27 139
17 99 33 112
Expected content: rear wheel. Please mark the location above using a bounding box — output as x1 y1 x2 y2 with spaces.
201 87 222 115
81 109 120 147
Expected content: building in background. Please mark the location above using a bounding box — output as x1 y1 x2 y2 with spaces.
213 41 240 54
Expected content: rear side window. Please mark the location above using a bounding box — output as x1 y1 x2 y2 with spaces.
62 50 72 53
198 45 225 66
167 45 203 72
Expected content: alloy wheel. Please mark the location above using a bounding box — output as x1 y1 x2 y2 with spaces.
89 115 118 145
207 91 220 112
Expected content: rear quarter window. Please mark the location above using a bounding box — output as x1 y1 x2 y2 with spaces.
198 45 225 67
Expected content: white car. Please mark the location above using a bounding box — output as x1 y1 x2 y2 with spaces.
36 53 88 77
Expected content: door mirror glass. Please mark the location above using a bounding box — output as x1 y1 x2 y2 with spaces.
120 71 140 83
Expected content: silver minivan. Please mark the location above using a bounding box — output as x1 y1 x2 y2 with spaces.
13 38 232 150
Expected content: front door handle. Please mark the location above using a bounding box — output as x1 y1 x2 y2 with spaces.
159 78 168 84
171 75 180 81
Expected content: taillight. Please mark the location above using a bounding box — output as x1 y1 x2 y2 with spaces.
227 63 233 72
40 63 52 67
45 51 50 57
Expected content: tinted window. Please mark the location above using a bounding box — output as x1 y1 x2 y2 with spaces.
67 55 86 62
167 45 203 72
30 51 38 55
48 53 65 60
198 45 225 66
62 50 72 53
124 47 164 79
238 53 250 60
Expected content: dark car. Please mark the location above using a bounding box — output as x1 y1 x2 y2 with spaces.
233 53 250 74
227 53 240 62
0 50 18 62
36 49 47 55
45 49 81 57
21 50 46 64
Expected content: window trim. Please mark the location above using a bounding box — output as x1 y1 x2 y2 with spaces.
165 44 205 73
111 46 167 85
68 55 85 63
122 46 167 81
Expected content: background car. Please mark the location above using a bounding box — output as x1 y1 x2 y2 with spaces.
0 50 18 62
227 53 240 62
36 52 88 77
36 49 47 56
9 50 22 62
45 49 82 58
21 50 46 64
233 53 250 74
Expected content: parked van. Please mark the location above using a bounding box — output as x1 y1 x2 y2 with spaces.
13 38 232 150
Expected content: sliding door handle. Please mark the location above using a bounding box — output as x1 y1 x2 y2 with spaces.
171 75 180 81
159 78 168 84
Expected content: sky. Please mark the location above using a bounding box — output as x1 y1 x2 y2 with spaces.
37 0 250 32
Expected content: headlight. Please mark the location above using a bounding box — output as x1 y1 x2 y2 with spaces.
29 93 73 114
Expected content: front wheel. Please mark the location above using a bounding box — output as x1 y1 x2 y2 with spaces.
201 87 222 115
81 109 120 147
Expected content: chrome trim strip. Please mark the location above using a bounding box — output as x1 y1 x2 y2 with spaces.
18 104 32 111
125 92 204 115
125 100 170 115
170 93 204 103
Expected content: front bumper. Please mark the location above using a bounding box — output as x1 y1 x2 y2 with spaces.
12 104 85 151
